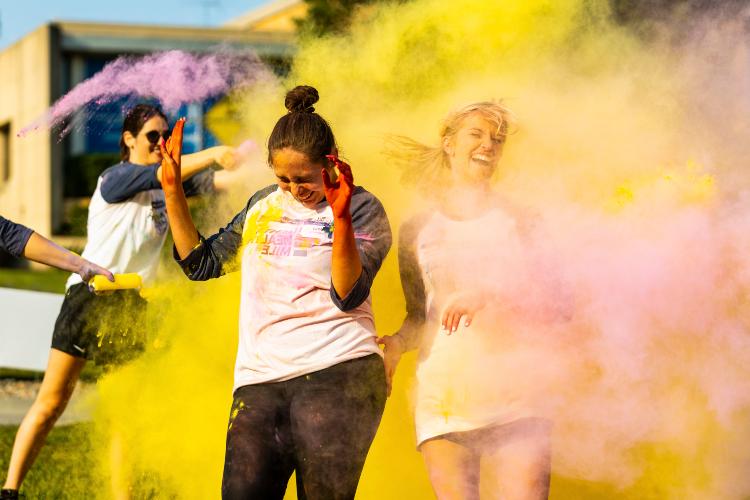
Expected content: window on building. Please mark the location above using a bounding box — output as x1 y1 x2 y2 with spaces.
0 122 10 184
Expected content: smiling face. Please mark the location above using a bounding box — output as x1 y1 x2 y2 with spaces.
443 111 505 186
123 115 169 165
271 147 335 209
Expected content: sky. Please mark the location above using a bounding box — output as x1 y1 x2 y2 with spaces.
0 0 269 50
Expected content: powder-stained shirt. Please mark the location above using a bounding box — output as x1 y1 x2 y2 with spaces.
0 216 34 258
175 184 392 389
66 162 213 289
398 206 570 445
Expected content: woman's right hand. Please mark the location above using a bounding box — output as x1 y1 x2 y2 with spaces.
376 334 406 397
159 117 185 195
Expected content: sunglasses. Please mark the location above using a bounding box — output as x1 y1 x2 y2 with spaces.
144 130 171 145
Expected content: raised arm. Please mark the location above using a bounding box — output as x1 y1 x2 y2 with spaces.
323 155 361 301
160 119 251 280
323 156 392 312
159 118 200 258
156 145 237 184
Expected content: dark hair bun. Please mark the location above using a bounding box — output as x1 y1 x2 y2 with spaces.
285 85 319 113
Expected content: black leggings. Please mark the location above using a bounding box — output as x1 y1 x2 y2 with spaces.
221 354 386 500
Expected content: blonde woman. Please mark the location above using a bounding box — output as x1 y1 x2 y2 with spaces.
379 102 568 500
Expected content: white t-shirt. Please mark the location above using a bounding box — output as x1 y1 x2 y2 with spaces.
66 170 167 289
176 185 392 390
401 207 565 445
66 162 214 290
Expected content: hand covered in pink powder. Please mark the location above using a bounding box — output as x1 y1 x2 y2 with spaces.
323 154 354 220
159 118 185 194
441 291 487 334
376 334 406 397
214 146 239 171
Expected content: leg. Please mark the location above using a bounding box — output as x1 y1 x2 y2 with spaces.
420 437 480 500
480 419 551 500
3 349 86 490
221 384 295 500
290 355 386 500
109 428 131 500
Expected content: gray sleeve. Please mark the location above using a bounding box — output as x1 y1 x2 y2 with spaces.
0 216 34 258
101 163 216 203
174 185 276 280
330 187 393 311
100 163 161 203
396 214 429 350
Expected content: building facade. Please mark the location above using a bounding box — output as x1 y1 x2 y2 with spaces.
0 2 304 254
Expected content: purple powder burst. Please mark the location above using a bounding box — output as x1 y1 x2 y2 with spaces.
19 49 270 138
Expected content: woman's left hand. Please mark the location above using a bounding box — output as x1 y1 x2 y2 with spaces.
323 154 354 220
441 291 487 334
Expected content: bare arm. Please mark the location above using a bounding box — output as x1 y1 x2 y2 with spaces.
158 119 200 258
331 218 362 299
324 155 362 300
156 145 237 183
23 233 113 282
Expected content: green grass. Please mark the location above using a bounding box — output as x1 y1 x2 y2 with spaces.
0 424 171 498
0 268 69 294
0 423 105 497
0 369 43 381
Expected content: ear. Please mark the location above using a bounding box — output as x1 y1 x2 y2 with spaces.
442 136 454 157
324 147 338 169
123 131 136 149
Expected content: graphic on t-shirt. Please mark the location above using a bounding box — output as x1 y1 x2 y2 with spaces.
243 206 332 258
150 199 168 235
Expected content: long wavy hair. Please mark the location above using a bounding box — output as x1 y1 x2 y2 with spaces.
387 101 515 192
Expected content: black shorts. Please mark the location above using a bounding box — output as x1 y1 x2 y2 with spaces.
51 282 147 366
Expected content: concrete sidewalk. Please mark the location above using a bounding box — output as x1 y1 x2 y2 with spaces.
0 287 63 372
0 380 95 425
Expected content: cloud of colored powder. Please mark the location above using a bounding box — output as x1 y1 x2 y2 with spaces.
18 49 270 138
71 1 750 499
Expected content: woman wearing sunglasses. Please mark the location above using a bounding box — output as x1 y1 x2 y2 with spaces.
1 103 238 499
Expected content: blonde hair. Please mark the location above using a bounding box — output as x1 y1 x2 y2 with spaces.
387 101 515 190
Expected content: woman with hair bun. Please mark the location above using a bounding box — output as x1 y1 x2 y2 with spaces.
2 103 238 499
161 85 392 498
